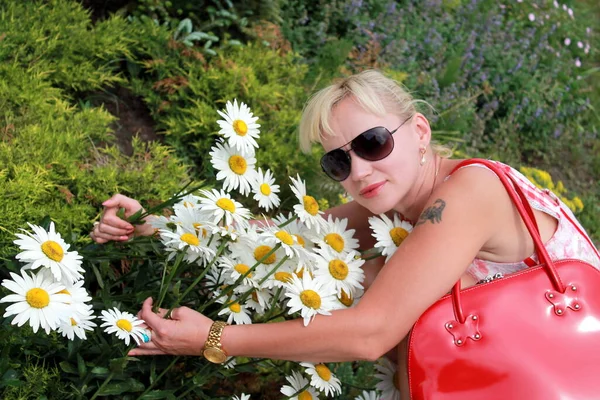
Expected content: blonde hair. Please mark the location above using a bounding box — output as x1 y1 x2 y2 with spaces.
298 69 452 157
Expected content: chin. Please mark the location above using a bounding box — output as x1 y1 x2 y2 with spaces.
355 196 396 215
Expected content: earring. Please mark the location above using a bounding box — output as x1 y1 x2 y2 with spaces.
419 146 427 166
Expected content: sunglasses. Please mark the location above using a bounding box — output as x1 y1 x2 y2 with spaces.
320 116 412 181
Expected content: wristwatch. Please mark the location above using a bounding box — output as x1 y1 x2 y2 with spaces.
202 321 228 364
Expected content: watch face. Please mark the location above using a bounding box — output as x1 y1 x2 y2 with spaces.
203 347 227 364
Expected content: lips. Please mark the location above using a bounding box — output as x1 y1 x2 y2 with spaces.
359 181 386 198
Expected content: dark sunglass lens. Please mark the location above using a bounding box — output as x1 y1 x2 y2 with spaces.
321 150 351 181
352 127 393 161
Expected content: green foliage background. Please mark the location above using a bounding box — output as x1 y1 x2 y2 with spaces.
0 0 598 398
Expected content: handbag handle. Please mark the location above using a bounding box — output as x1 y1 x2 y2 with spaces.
448 159 566 323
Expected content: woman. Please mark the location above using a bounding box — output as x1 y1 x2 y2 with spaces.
91 70 600 397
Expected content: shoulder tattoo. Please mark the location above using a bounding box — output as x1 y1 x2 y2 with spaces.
415 199 446 226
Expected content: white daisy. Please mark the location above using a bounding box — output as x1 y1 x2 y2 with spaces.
261 259 297 290
284 273 337 326
217 296 253 325
229 227 285 270
198 189 251 228
281 370 320 400
100 307 146 346
224 356 238 370
313 247 365 297
272 213 315 253
374 358 401 400
1 270 71 334
243 286 273 315
159 225 215 263
210 140 257 196
259 224 309 261
13 222 84 285
251 168 280 211
332 286 364 310
312 215 359 255
289 175 326 233
368 213 413 262
218 256 260 287
300 362 342 397
148 214 173 232
231 393 250 400
174 193 202 211
355 390 381 400
216 99 261 153
57 304 97 340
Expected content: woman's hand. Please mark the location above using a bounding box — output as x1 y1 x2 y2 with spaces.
128 297 212 357
91 194 154 243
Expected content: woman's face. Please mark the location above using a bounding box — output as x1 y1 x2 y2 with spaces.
322 97 428 214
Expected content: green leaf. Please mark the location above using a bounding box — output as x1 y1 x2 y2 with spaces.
117 207 126 220
77 353 87 377
91 366 110 376
138 390 177 399
59 361 78 375
92 264 104 289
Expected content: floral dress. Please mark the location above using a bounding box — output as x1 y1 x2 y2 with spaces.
449 160 600 282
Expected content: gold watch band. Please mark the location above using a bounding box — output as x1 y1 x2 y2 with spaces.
202 320 228 363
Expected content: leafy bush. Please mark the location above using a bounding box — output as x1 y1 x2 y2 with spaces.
124 19 327 207
0 1 191 258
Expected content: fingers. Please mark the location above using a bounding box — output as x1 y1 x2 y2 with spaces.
139 298 169 331
128 348 168 356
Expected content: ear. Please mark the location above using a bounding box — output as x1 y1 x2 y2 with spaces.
412 113 432 147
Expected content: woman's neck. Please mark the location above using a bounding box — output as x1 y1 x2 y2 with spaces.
397 155 444 224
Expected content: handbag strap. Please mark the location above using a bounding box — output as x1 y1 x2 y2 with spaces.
448 159 566 323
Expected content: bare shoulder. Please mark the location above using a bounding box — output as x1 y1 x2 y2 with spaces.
420 162 510 220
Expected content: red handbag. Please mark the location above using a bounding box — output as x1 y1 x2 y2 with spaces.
407 159 600 399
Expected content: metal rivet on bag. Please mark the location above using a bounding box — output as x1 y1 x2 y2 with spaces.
556 309 563 315
548 293 554 298
474 334 481 339
456 339 463 345
472 315 478 320
574 304 580 309
571 286 577 291
447 324 453 329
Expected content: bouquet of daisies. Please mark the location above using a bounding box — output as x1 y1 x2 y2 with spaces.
0 100 414 400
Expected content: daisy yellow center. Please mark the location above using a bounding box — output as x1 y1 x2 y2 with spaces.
234 263 252 277
216 198 236 213
180 233 199 246
315 364 332 381
302 196 319 216
228 155 247 175
390 227 409 247
260 183 271 195
254 245 276 264
41 240 64 262
274 271 293 283
300 289 322 309
233 119 248 136
25 288 50 309
298 391 313 400
70 318 78 326
229 302 241 313
338 289 354 307
293 234 306 247
116 319 132 332
324 233 345 253
295 267 305 279
275 230 294 246
329 259 349 280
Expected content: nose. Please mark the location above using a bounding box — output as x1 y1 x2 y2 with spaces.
348 152 373 181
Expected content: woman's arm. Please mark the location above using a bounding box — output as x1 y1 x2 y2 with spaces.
132 167 509 362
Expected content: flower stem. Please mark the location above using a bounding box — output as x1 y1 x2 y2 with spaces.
155 250 186 311
136 356 180 399
90 372 114 400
